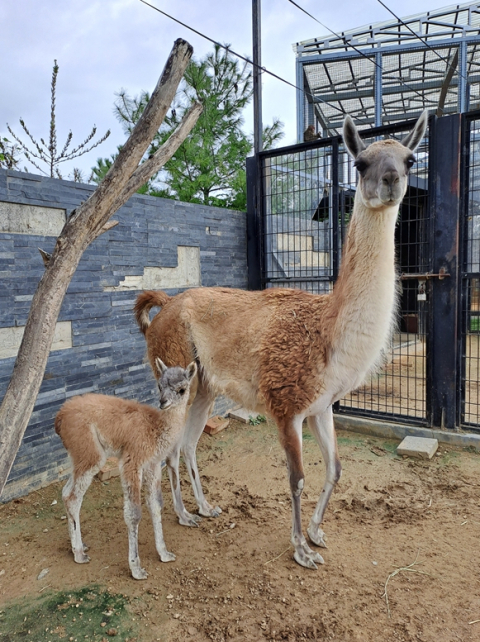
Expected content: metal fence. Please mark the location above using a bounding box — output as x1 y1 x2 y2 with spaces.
461 113 480 428
247 112 480 433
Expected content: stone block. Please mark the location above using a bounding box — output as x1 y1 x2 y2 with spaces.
204 415 230 435
228 408 256 423
397 436 438 460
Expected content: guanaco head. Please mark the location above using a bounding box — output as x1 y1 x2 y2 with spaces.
343 111 428 210
155 358 197 410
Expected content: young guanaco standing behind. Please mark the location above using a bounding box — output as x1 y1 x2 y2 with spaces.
55 358 197 580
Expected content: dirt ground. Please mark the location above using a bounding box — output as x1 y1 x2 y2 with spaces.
1 418 480 642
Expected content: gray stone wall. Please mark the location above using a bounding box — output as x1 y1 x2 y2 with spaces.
0 169 247 501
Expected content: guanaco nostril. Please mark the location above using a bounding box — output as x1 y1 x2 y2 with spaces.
383 172 399 187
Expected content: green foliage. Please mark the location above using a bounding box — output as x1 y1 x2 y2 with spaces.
93 45 284 209
7 60 110 180
0 137 20 169
249 414 267 425
0 585 135 641
470 315 480 332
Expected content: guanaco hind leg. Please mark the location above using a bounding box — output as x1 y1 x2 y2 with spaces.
181 389 221 518
166 386 221 524
145 460 175 563
166 444 202 527
62 467 100 564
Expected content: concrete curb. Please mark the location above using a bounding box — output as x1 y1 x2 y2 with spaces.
333 413 480 451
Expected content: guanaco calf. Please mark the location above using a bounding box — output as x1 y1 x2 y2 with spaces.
55 358 197 580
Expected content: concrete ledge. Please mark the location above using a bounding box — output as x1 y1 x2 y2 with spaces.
333 413 480 451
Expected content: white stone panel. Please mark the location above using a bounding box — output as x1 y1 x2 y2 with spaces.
276 233 329 268
104 246 201 291
0 321 72 360
0 201 65 236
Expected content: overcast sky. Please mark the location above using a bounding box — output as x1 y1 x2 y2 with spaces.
1 0 451 178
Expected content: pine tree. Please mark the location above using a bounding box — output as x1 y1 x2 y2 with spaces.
93 45 283 209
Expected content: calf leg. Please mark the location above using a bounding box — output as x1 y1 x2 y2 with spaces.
306 407 342 548
145 461 175 562
62 469 97 564
121 468 146 580
277 414 324 570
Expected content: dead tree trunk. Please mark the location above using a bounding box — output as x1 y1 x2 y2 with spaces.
0 38 202 496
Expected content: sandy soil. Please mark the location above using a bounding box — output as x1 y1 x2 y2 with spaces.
1 418 480 642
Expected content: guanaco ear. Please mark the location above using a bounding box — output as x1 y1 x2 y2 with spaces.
185 361 197 381
401 110 428 152
343 115 366 159
155 357 168 377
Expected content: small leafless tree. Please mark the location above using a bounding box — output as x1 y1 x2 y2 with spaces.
7 60 110 179
0 39 203 497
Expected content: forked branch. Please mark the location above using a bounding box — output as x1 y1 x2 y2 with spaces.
0 38 201 496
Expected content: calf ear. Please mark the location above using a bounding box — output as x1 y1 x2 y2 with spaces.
343 115 366 159
155 357 168 376
186 361 197 381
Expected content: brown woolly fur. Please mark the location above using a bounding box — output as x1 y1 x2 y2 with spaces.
55 360 197 580
259 289 331 417
134 111 429 570
55 394 178 478
141 287 332 417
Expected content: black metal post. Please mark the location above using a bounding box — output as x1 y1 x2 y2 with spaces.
331 137 340 281
427 114 461 430
246 155 262 290
252 0 263 154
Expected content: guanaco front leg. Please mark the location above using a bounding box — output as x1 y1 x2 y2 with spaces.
121 469 147 580
306 407 342 548
278 415 324 570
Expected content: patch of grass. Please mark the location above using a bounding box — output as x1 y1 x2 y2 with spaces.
0 584 136 642
435 449 460 465
248 414 266 425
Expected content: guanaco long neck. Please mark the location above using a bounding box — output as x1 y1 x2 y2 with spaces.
328 200 399 381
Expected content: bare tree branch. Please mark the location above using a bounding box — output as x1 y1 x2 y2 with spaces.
112 101 203 206
0 38 200 496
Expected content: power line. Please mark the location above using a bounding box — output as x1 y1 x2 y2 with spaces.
138 0 346 116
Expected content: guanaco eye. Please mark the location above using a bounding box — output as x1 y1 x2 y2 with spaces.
179 388 186 395
354 159 368 174
406 156 415 169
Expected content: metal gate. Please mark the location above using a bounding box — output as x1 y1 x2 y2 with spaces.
461 112 480 429
247 112 479 432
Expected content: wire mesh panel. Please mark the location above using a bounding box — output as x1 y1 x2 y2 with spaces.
260 122 430 424
261 141 337 295
461 116 480 427
338 125 429 422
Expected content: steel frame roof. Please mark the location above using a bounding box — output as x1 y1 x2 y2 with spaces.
294 2 480 138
